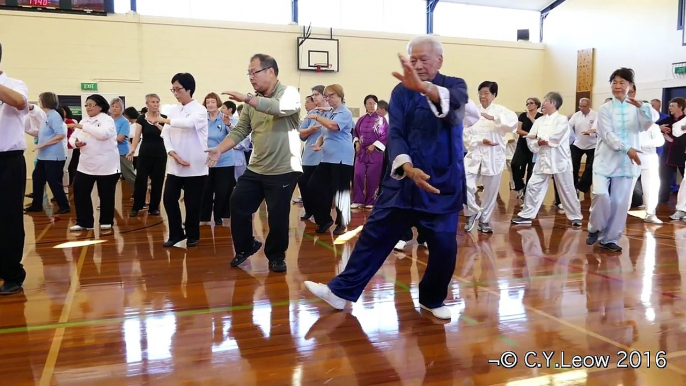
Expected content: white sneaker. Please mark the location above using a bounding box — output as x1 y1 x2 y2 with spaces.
304 281 346 310
644 214 663 224
70 225 93 232
394 240 407 251
365 205 374 209
671 210 686 220
350 203 362 209
100 224 112 230
420 304 452 320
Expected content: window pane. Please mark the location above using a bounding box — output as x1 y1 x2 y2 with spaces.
299 0 423 35
137 0 191 18
113 0 131 13
434 2 541 42
190 0 290 24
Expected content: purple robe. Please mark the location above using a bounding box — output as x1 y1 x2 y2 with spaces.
353 112 388 205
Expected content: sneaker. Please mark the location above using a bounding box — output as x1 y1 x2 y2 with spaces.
644 214 663 224
333 224 347 236
350 203 362 209
511 216 532 225
394 240 407 251
478 222 493 234
100 224 112 230
465 212 481 232
230 240 263 267
571 219 582 227
365 205 374 209
419 304 452 320
600 242 622 252
670 210 686 220
304 281 346 310
70 225 93 232
586 231 600 245
269 260 287 273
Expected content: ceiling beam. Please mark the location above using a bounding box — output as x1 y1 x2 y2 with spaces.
540 0 567 42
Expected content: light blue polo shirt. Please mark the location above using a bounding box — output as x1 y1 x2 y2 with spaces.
300 108 330 166
115 116 130 156
321 104 354 166
208 114 235 168
37 109 67 161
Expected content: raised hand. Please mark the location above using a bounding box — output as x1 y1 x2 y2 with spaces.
222 91 247 103
391 53 424 92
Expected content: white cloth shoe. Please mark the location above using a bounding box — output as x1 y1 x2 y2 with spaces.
394 240 407 251
420 304 452 320
305 281 346 310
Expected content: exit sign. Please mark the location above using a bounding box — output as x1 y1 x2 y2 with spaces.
677 66 686 75
81 82 98 91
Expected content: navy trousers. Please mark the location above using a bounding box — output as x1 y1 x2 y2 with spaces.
328 207 459 309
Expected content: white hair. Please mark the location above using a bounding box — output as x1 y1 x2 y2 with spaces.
407 35 444 55
579 97 591 104
110 97 125 109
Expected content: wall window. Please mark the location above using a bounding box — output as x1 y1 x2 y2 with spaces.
136 0 290 24
433 2 541 42
298 0 424 35
113 0 131 13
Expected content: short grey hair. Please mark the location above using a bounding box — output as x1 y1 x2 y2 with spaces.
407 35 443 55
579 97 591 104
110 97 124 109
545 92 563 109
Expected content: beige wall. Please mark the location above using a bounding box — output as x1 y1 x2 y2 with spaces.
0 11 544 176
542 0 686 115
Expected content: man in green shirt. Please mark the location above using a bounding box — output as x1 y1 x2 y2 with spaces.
207 53 302 273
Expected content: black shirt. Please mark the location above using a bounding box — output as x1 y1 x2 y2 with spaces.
516 112 543 154
136 114 167 157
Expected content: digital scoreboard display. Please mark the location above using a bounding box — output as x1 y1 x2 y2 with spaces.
0 0 109 14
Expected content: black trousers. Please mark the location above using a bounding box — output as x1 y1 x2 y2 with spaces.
571 145 594 193
68 148 80 186
73 171 120 228
133 155 167 211
659 160 685 203
230 170 300 261
0 151 27 284
297 165 317 216
164 174 208 241
511 149 534 191
308 162 354 227
201 166 236 222
30 159 69 210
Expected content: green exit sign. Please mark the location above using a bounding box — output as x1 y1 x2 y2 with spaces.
81 82 98 91
70 106 82 116
676 66 686 75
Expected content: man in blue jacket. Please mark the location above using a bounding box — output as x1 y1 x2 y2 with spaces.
304 35 468 320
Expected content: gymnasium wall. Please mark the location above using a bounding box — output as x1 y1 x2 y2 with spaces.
542 0 686 115
0 10 544 177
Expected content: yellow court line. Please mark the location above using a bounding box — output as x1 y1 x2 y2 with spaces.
39 231 91 386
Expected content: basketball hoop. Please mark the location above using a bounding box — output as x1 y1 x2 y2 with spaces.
314 63 330 73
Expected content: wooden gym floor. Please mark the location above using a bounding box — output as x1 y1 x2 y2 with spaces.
3 179 686 385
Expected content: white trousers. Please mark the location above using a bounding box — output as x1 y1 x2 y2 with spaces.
62 148 73 192
588 174 638 245
463 171 501 224
640 166 660 216
677 163 686 212
518 170 582 221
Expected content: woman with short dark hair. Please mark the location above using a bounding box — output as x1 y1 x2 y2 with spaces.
66 94 120 231
352 94 388 209
511 97 542 198
25 92 70 214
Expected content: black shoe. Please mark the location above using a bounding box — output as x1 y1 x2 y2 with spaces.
215 220 223 226
586 231 599 245
130 209 139 217
301 213 312 221
149 209 160 216
187 239 199 247
163 236 186 248
231 240 263 267
599 242 622 252
0 282 23 296
333 224 347 235
571 220 582 227
24 206 42 213
55 207 70 214
316 220 334 234
269 260 287 273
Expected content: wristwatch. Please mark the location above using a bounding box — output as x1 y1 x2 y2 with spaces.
245 93 254 103
421 82 434 96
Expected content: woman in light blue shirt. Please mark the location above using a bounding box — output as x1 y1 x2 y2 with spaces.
25 92 71 214
200 93 236 226
307 84 355 235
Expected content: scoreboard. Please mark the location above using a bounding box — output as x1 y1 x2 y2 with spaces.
0 0 111 14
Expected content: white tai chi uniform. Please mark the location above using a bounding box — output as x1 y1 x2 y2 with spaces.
505 131 517 190
668 117 686 213
518 111 582 221
638 124 665 217
463 102 517 225
588 99 654 245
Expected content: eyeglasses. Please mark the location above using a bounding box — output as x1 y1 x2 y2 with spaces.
84 104 97 108
170 87 185 93
247 67 270 78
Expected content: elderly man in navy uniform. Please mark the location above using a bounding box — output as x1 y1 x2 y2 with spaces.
305 35 468 320
0 42 30 295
